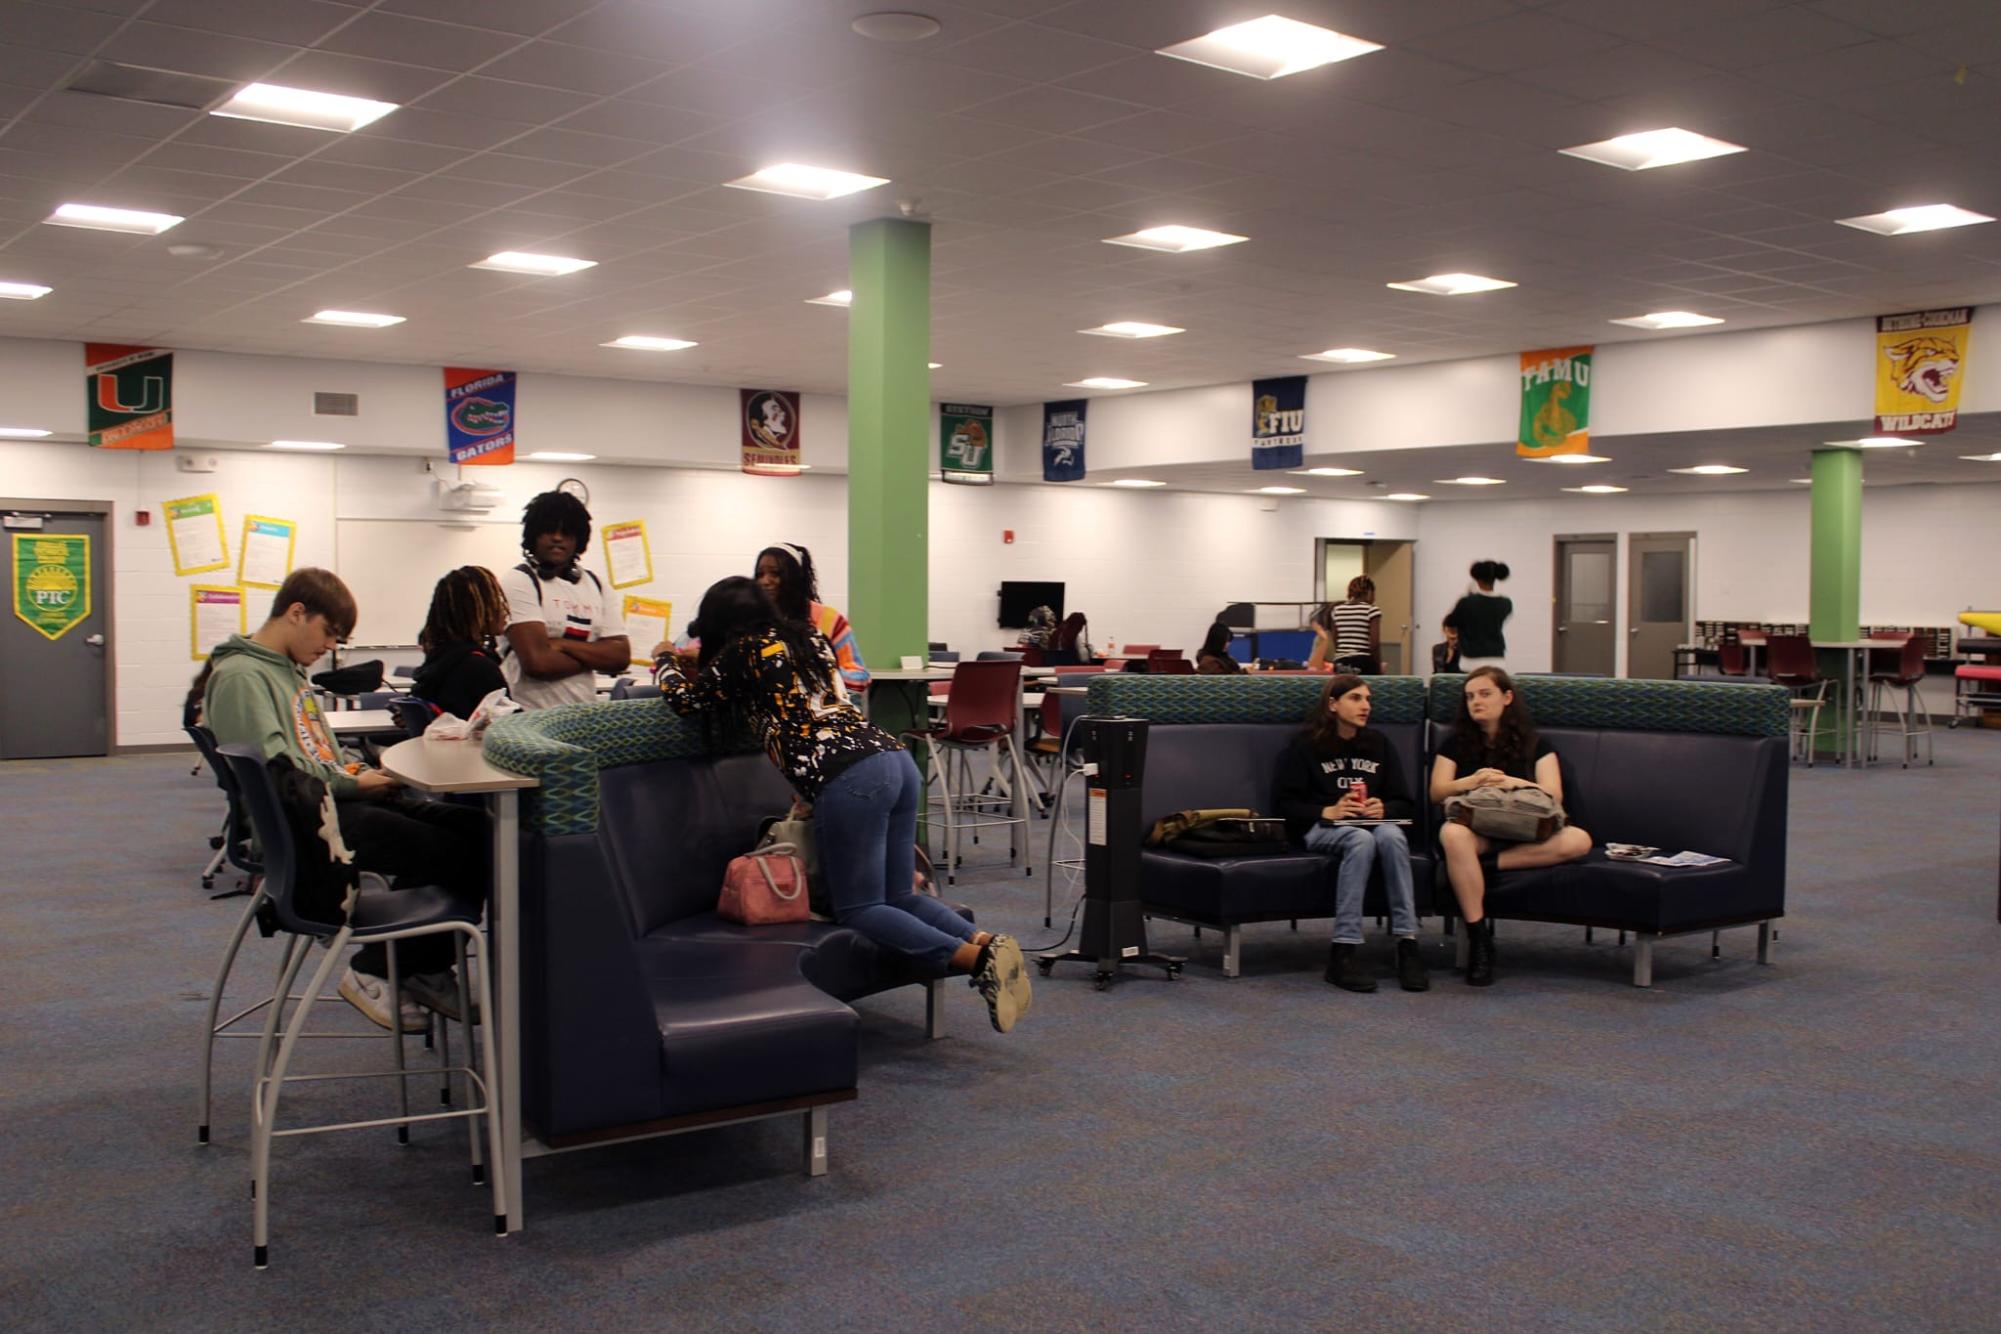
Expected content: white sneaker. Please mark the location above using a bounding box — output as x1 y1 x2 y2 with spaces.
338 966 429 1032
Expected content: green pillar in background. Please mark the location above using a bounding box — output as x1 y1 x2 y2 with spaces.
1808 447 1862 641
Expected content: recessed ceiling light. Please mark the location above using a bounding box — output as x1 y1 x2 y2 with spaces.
0 427 53 438
1103 225 1248 254
1106 478 1165 487
1563 484 1629 494
1155 15 1381 80
1789 477 1813 484
1387 273 1515 296
1300 347 1393 364
928 362 942 369
1533 454 1612 465
1080 321 1184 339
1837 204 1994 236
1609 311 1724 330
1832 436 1923 449
1559 128 1746 171
211 82 397 133
526 451 596 462
304 309 404 327
1065 377 1148 390
471 251 597 276
45 203 183 235
267 440 345 451
1254 485 1305 495
1291 467 1363 477
1385 492 1429 501
1958 452 2001 462
806 289 853 307
0 281 52 300
725 163 889 201
1670 464 1748 475
1436 476 1507 486
601 335 696 351
852 12 942 41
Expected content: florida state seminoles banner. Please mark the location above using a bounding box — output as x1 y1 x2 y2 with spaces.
1517 346 1592 458
741 389 802 475
1251 375 1305 470
85 343 174 450
1042 399 1086 482
443 368 516 466
1875 308 1973 435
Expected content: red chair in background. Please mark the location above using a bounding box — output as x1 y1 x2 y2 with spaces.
1146 649 1194 675
1867 634 1934 767
902 660 1034 884
1718 642 1749 677
1765 634 1836 766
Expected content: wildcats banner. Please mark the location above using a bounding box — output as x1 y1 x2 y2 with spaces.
940 402 994 485
1518 346 1592 458
86 343 173 450
444 368 516 466
1042 399 1086 482
1251 375 1305 471
741 389 802 475
1875 308 1973 435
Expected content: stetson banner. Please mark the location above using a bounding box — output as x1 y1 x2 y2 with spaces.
86 343 173 450
741 389 802 475
1042 399 1086 482
940 403 994 485
1251 375 1305 470
1875 308 1973 435
443 367 516 466
12 532 91 641
1517 346 1592 458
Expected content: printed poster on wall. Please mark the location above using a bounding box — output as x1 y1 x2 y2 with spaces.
1517 346 1593 458
940 403 994 485
443 367 517 466
601 520 653 589
1251 376 1306 471
163 493 229 575
237 514 297 590
191 585 245 660
740 389 802 475
1874 308 1973 435
85 343 174 450
622 595 673 667
12 533 91 642
1042 399 1087 482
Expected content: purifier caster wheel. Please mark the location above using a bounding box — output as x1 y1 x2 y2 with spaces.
201 874 215 889
1036 958 1055 976
1165 963 1183 979
1093 971 1113 991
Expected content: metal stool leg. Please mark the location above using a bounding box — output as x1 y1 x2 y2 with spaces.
251 929 348 1268
386 944 410 1146
199 886 268 1144
455 935 485 1185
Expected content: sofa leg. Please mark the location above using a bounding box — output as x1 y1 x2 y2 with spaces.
1711 929 1721 960
1585 925 1593 945
925 978 946 1040
804 1105 828 1178
1632 936 1654 988
1757 921 1773 965
1222 926 1241 979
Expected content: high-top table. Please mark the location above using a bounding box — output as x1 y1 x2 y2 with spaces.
1811 638 1912 768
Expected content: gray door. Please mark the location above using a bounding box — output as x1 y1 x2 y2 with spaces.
1628 532 1694 681
1 509 110 758
1553 536 1616 675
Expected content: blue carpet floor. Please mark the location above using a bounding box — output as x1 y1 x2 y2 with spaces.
2 732 1998 1330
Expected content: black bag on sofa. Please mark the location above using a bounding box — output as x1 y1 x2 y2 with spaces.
1167 816 1290 859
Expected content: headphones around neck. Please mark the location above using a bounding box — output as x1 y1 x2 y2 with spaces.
529 555 581 583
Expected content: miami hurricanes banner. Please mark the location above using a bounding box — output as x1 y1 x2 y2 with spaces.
443 368 516 466
1042 399 1086 482
86 344 173 450
1518 346 1592 458
741 389 802 475
1875 308 1973 435
1251 375 1305 471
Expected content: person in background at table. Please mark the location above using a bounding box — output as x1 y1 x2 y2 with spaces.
1431 612 1463 675
1308 576 1383 674
413 566 510 721
1051 611 1094 664
1018 604 1057 652
1428 667 1591 987
1448 561 1512 670
652 576 1032 1033
501 490 631 710
1196 621 1244 675
183 660 213 728
755 543 869 690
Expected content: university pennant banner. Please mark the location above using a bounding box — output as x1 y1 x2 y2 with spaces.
940 403 994 485
740 389 802 475
443 367 517 466
1042 399 1086 482
85 343 174 450
1517 346 1592 458
1874 308 1973 435
1251 375 1305 470
12 533 90 641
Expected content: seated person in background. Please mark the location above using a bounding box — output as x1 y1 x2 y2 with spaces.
1195 621 1244 675
412 565 510 720
204 569 489 1031
754 543 869 689
183 660 213 728
501 490 631 710
1018 604 1057 652
1051 611 1094 663
1431 613 1462 674
1307 576 1382 673
1273 674 1426 993
1428 667 1591 987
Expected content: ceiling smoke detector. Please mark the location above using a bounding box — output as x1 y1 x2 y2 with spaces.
852 12 941 41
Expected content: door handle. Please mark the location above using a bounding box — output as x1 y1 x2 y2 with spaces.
86 633 105 646
1630 626 1640 635
1556 626 1567 633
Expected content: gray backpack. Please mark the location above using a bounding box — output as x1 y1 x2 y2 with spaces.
1444 785 1566 844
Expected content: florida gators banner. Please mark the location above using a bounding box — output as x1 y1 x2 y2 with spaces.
443 368 516 466
1251 375 1305 470
741 389 802 475
1517 346 1592 458
85 343 173 450
1875 308 1972 435
1042 399 1086 482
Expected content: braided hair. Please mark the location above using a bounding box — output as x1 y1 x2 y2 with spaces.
420 566 508 651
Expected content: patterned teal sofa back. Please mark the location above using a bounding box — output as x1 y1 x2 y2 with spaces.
1084 673 1427 725
1425 674 1789 736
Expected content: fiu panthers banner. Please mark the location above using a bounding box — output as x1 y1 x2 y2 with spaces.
741 389 803 475
940 403 994 485
1875 308 1973 435
85 344 174 450
1251 375 1306 470
1517 346 1592 458
443 367 517 466
1042 399 1086 482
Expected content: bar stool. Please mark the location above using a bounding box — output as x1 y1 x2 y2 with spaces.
903 660 1035 884
1765 634 1837 766
1867 634 1935 767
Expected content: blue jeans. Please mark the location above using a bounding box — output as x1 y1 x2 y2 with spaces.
813 751 977 977
1303 822 1418 945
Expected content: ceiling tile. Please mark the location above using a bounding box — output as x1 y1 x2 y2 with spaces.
95 21 299 82
313 12 527 71
475 41 671 96
140 0 353 47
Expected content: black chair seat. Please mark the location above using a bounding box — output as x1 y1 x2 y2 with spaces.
1484 850 1761 933
1141 849 1330 920
650 905 975 1001
345 884 479 937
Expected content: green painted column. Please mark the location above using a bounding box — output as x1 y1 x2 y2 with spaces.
1808 447 1862 641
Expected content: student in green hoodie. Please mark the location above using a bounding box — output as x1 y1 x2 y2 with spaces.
204 568 488 1032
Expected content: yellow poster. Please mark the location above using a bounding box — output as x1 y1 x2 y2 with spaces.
622 595 672 666
601 520 653 589
163 492 229 575
1875 307 1973 435
191 584 245 660
237 514 297 590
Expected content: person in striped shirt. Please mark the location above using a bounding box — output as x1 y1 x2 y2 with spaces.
754 543 870 690
1308 576 1382 674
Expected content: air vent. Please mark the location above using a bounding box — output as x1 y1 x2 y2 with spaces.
313 392 359 417
63 60 236 111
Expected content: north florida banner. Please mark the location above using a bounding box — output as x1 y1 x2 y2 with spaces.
1042 399 1087 482
86 344 173 450
443 368 517 466
741 389 802 475
1875 308 1973 435
1251 375 1305 471
940 403 994 485
1517 346 1592 458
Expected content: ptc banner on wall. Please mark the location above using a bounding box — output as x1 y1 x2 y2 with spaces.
940 403 994 485
12 533 90 641
1517 346 1592 458
1874 308 1973 435
85 343 174 450
741 389 803 475
1251 375 1305 470
1042 399 1087 482
443 367 517 466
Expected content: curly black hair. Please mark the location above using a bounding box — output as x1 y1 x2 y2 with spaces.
521 490 591 558
687 576 832 741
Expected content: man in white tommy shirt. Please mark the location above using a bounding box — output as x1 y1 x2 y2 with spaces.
500 489 631 709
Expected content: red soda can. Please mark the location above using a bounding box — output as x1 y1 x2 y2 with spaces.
1350 779 1367 808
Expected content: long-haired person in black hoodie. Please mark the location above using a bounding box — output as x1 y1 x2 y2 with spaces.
412 566 510 720
1272 674 1427 993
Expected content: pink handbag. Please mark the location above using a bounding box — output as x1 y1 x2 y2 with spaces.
717 842 810 925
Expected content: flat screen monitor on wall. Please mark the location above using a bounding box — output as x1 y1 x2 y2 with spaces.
997 581 1064 628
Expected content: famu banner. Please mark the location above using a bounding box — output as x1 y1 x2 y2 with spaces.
1517 346 1592 458
1875 308 1973 435
940 402 994 485
1042 399 1086 482
12 532 90 641
741 389 802 475
86 343 173 450
1251 375 1305 470
443 367 516 466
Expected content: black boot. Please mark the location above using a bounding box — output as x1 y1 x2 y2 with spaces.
1325 942 1377 992
1395 937 1430 991
1466 918 1496 987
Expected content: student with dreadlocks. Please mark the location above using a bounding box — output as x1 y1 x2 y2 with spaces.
653 576 1033 1033
752 543 869 689
500 489 630 710
413 566 510 719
